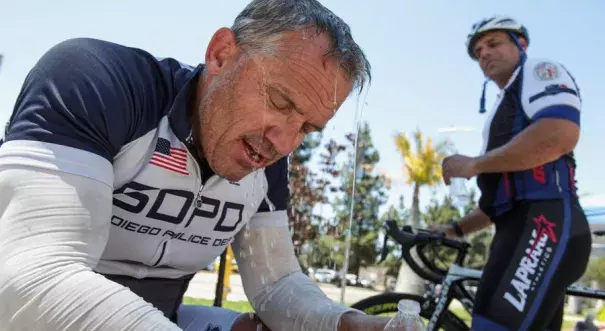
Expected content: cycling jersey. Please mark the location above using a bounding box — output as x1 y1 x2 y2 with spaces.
477 57 581 218
0 38 288 319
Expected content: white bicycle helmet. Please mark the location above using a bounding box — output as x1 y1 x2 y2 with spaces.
466 16 529 60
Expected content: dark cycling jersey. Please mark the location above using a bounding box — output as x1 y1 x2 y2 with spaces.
477 58 581 218
0 38 289 320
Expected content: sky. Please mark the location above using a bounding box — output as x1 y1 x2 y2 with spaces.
1 0 604 217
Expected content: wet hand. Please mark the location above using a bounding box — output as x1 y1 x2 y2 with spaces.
442 154 480 185
232 313 272 331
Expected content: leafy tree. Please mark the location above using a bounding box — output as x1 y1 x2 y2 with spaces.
393 129 450 294
291 135 347 269
333 122 389 277
287 133 325 257
582 257 605 289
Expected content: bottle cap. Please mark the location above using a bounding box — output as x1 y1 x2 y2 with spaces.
398 299 421 315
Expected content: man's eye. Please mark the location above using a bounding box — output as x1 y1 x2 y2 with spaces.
270 97 289 110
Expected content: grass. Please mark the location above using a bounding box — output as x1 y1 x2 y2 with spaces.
183 297 253 312
183 296 579 330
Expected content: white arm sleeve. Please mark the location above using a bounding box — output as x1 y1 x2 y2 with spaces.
232 214 358 331
0 166 181 331
521 58 581 123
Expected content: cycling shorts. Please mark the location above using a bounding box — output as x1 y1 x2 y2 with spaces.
472 195 592 331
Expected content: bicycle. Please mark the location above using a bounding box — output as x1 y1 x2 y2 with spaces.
350 220 605 330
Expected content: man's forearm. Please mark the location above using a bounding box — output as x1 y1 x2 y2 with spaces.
474 119 579 174
459 209 492 235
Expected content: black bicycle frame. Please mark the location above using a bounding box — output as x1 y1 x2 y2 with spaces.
381 219 605 331
426 264 479 330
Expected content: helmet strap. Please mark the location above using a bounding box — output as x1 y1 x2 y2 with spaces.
479 79 488 113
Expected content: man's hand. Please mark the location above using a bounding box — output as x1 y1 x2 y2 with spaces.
426 223 457 238
442 154 480 185
232 313 272 331
338 312 393 331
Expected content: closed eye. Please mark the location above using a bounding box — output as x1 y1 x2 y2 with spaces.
267 87 293 111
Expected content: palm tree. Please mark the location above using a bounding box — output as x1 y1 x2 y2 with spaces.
393 129 450 294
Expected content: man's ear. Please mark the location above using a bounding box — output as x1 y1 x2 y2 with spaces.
520 37 529 52
205 27 239 75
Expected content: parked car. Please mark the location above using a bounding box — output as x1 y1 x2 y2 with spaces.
313 268 336 283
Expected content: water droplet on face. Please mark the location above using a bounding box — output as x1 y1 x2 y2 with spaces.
260 303 266 311
270 239 275 249
286 309 291 318
248 245 254 256
250 260 256 268
261 274 267 285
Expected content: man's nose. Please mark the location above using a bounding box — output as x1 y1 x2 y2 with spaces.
264 121 303 157
479 48 492 62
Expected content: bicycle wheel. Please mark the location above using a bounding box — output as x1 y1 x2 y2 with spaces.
350 292 469 331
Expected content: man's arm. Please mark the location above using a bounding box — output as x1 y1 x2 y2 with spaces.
231 157 353 331
474 59 581 174
232 220 392 331
431 209 492 238
474 118 578 173
457 209 492 236
0 38 182 330
232 157 392 331
0 166 180 331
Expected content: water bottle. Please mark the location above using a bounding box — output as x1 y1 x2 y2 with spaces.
383 299 426 331
449 177 470 209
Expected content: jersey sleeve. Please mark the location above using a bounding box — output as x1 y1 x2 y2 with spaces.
249 156 290 228
0 38 168 186
521 58 582 125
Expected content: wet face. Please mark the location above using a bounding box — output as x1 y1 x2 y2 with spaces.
473 31 525 86
195 28 353 181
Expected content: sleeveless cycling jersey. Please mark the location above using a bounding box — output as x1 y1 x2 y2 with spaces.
477 57 582 218
1 38 289 319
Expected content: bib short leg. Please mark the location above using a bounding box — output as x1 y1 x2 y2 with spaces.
471 197 592 331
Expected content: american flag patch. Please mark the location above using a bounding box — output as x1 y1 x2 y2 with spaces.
149 137 189 175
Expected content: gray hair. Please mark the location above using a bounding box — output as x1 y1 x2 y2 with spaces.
231 0 371 93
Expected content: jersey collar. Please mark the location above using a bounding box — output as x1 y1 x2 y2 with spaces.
167 64 204 143
502 65 522 91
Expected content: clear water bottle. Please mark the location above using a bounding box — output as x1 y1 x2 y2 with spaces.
383 299 426 331
449 177 470 209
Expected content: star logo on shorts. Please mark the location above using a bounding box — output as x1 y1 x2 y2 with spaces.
206 324 221 331
533 214 558 243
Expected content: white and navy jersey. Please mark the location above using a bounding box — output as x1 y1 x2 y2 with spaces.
0 38 289 317
478 57 581 218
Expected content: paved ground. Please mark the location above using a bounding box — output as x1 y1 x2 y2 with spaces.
185 271 382 304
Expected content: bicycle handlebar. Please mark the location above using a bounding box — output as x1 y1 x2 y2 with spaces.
380 220 472 283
